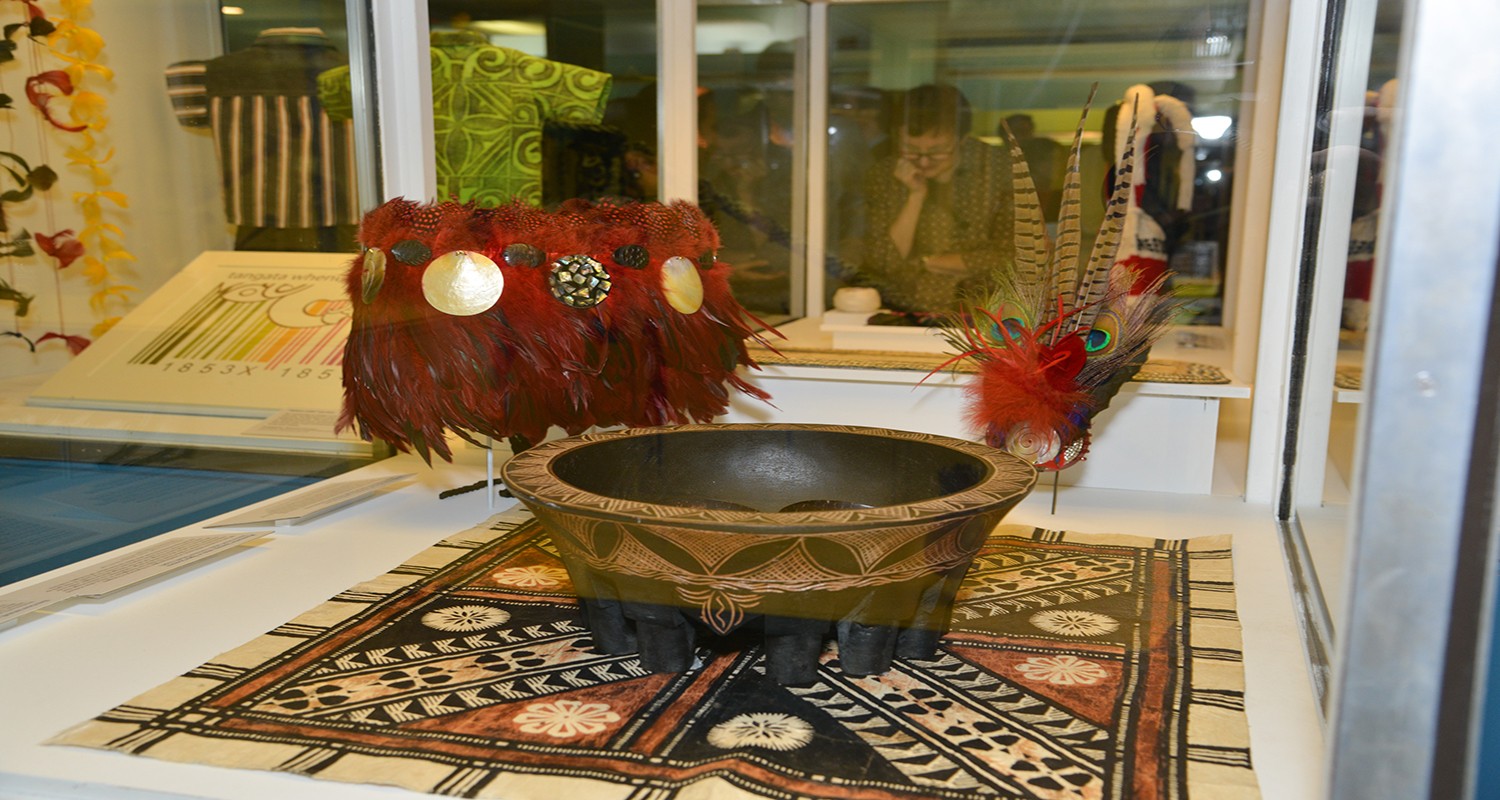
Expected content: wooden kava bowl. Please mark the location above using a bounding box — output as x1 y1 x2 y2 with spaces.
501 423 1036 684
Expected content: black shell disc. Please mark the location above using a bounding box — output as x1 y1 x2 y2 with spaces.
503 242 545 268
390 239 431 265
613 244 649 269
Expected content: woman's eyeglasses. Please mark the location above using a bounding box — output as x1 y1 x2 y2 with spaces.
900 147 956 163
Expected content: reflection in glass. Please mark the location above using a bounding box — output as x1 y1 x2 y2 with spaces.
1308 0 1405 629
1338 3 1404 341
368 2 662 210
177 11 360 252
858 84 1013 314
824 0 1252 322
697 2 806 318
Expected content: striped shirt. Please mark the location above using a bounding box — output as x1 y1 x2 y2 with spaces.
166 29 359 230
164 60 209 127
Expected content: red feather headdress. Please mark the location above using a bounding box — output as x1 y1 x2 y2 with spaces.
338 198 776 463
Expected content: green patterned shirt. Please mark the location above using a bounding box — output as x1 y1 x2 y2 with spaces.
320 32 611 205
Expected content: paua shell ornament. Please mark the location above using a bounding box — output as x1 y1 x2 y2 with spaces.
549 254 612 308
996 423 1062 464
390 239 431 265
662 255 703 314
503 242 545 268
360 247 386 304
422 250 504 316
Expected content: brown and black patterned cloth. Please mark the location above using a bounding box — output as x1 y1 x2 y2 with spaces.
747 344 1231 385
54 510 1260 799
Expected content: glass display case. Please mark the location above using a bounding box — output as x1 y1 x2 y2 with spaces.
1 0 1498 797
0 1 380 592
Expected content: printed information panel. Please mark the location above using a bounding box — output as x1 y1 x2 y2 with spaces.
30 251 354 416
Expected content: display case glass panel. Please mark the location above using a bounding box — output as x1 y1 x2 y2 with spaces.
822 0 1251 324
1295 0 1407 638
697 1 807 320
0 1 378 584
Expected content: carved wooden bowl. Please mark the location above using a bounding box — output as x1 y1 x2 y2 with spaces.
500 423 1036 684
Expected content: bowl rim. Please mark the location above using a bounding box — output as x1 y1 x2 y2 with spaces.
499 422 1037 532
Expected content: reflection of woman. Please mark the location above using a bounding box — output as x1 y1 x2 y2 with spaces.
857 84 1013 313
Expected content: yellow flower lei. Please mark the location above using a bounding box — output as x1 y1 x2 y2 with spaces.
47 0 133 338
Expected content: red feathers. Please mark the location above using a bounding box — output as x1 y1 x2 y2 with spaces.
965 327 1089 443
337 198 774 462
940 306 1095 465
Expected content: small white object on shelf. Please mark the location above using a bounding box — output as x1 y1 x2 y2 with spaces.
832 286 881 313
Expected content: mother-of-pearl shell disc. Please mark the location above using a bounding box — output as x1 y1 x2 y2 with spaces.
661 255 703 314
360 248 386 304
422 250 504 316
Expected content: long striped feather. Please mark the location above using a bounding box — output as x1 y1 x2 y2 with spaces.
1044 84 1098 332
999 121 1049 286
1068 98 1140 334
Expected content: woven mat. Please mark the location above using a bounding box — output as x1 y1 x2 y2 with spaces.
748 345 1230 385
53 510 1260 800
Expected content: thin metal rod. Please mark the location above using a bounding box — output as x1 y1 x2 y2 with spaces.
1050 471 1059 515
486 437 494 511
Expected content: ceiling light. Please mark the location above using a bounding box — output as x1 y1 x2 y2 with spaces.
1191 116 1232 140
465 19 547 37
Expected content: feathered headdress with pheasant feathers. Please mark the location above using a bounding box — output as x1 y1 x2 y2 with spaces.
939 88 1176 470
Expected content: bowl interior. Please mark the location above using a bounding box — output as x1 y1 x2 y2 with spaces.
549 429 990 513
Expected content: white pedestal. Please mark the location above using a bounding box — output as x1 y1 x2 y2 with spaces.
731 317 1251 495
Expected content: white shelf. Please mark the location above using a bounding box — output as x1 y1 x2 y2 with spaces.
735 316 1253 493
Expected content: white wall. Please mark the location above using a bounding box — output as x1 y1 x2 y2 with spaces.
0 0 227 379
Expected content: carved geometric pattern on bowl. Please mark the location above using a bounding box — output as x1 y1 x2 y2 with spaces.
501 423 1036 527
677 586 761 634
626 524 786 572
728 541 858 584
830 524 934 568
566 533 977 598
